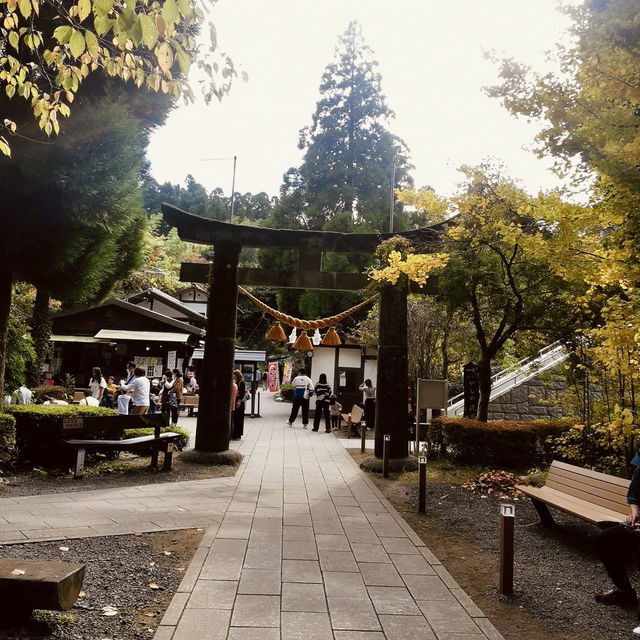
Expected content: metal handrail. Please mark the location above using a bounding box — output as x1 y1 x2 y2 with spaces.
446 341 566 413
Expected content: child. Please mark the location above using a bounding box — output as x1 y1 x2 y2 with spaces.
329 395 342 430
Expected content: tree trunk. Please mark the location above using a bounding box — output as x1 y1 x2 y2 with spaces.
0 262 13 404
29 288 52 387
441 320 450 381
476 357 492 422
375 278 409 459
195 241 241 453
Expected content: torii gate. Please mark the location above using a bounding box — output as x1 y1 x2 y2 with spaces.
162 204 439 464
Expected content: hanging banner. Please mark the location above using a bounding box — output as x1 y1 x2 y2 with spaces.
282 362 292 385
268 363 279 392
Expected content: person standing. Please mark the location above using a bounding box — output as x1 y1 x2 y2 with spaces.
232 369 246 439
359 379 376 429
287 368 314 428
230 375 238 437
120 367 151 414
329 396 342 431
312 373 332 433
172 369 184 423
160 369 179 424
89 367 107 402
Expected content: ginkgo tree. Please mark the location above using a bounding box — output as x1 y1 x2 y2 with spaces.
391 164 582 421
0 0 238 155
487 0 640 423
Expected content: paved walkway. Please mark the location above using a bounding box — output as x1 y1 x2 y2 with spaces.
0 394 504 640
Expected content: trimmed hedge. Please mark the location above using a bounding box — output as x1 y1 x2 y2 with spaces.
0 412 16 467
5 405 119 463
428 417 571 468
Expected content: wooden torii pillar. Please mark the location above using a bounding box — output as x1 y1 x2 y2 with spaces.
162 204 439 464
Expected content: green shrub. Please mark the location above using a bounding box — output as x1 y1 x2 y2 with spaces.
124 425 190 452
549 408 639 477
0 413 16 468
31 386 70 402
429 417 571 469
279 383 294 403
5 405 118 463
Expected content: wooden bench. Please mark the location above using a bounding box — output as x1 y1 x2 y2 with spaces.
0 559 85 617
516 460 630 527
61 414 180 479
341 405 364 438
181 394 199 417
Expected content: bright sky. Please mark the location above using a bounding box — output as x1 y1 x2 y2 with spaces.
146 0 577 200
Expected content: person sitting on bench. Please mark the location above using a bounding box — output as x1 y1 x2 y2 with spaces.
594 443 640 608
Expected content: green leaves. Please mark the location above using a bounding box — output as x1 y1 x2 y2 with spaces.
85 30 99 57
17 0 31 19
0 0 238 156
161 0 179 28
69 30 85 57
77 0 91 22
139 14 159 49
53 25 73 44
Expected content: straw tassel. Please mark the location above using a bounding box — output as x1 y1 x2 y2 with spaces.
321 327 342 346
265 321 287 342
292 332 313 351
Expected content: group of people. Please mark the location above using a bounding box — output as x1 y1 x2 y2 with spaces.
286 368 376 435
88 363 197 423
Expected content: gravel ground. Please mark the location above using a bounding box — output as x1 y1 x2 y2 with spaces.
375 473 639 640
2 443 638 640
0 452 234 639
0 450 237 498
0 529 203 639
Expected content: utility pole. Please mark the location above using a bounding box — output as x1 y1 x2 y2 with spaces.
199 155 238 223
230 155 237 224
389 164 396 233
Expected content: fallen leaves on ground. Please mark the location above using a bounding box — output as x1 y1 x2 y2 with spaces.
462 470 525 499
101 605 118 616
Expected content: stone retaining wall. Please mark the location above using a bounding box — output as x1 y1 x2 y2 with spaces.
487 369 567 421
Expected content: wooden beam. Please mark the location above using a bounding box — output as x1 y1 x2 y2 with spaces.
162 203 441 253
181 263 369 291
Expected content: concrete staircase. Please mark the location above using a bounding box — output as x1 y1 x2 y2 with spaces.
446 342 568 417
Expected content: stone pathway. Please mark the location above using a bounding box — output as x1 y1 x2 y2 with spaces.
0 395 504 640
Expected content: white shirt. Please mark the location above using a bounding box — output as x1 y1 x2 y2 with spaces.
292 375 313 394
79 396 100 406
121 376 151 406
359 383 376 400
11 386 32 404
89 377 107 399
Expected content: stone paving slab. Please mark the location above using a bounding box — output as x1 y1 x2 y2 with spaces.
0 396 505 640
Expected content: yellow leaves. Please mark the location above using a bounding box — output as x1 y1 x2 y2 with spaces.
155 42 173 74
77 0 91 22
0 136 11 157
69 30 86 57
17 0 30 19
369 250 450 287
396 188 450 224
84 31 99 57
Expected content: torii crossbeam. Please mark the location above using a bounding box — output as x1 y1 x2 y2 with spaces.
162 203 440 461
